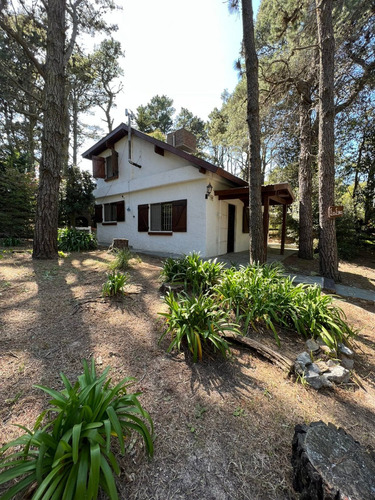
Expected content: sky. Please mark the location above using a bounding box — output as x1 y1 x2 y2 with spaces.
80 0 261 162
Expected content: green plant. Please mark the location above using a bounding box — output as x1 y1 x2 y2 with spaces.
57 228 97 252
159 291 238 362
109 248 138 272
102 272 129 297
161 252 225 293
215 263 355 350
0 236 21 247
0 359 153 500
58 251 68 258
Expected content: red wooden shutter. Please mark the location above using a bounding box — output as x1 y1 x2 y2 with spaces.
242 206 249 233
112 150 119 177
94 204 103 223
92 156 105 178
138 204 149 232
172 199 187 232
117 200 125 222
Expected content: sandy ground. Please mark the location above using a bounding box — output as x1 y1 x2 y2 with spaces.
0 248 374 499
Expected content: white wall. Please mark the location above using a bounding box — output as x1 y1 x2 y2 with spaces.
205 175 248 257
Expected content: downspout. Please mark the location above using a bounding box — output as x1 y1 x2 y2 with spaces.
126 109 142 168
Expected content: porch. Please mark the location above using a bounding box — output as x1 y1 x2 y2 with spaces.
214 182 295 259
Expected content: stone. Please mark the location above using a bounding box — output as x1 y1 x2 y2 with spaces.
292 421 375 500
324 365 350 384
320 344 333 355
306 338 320 354
296 351 312 366
340 356 354 370
326 359 340 368
338 343 354 358
305 370 323 390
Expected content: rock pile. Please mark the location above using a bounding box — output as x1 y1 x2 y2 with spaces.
294 339 354 389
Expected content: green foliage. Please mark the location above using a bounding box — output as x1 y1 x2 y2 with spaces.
57 228 97 252
0 163 37 239
215 264 355 349
159 291 238 362
0 359 153 500
102 272 129 297
59 166 95 227
135 95 175 134
0 236 21 247
161 253 225 294
109 249 139 272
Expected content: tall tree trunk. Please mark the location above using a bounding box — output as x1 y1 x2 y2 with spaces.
241 0 265 264
33 0 67 259
297 80 314 260
316 0 339 280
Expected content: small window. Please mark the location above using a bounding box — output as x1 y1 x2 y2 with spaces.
103 201 125 223
150 202 172 232
104 202 117 222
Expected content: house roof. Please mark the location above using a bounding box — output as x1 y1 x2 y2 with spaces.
82 123 248 187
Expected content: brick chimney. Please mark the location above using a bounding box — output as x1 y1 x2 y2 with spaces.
166 128 196 153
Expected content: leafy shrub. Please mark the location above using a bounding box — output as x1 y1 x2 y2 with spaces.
0 236 21 247
109 248 139 272
58 228 97 252
102 272 129 297
161 252 225 294
159 292 239 362
0 359 153 500
215 263 355 349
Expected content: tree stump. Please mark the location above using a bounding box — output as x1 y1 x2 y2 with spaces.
292 421 375 499
112 238 128 250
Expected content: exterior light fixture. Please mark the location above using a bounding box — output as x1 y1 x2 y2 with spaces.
205 183 213 199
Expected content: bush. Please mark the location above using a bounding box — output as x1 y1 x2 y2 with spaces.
161 252 225 294
159 292 239 362
0 236 21 247
215 263 355 349
109 248 139 272
57 228 97 252
102 272 129 297
0 359 153 500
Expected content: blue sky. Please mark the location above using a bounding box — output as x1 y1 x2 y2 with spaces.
80 0 261 161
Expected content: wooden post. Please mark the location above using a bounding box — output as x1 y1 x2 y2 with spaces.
281 203 287 255
263 195 270 259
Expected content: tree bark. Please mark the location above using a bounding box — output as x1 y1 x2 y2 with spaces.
33 0 68 259
316 0 339 280
241 0 265 264
297 80 314 260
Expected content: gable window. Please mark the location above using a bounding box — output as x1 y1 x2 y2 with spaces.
138 199 187 233
92 149 118 181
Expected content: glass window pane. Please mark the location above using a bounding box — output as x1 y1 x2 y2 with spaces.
150 203 161 231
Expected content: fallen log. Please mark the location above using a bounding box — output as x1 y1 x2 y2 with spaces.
223 332 294 373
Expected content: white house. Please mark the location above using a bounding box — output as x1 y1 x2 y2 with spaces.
82 124 294 257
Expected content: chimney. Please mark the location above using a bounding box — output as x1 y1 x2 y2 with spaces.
166 128 197 153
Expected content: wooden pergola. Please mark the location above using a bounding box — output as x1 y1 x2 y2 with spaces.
214 182 295 258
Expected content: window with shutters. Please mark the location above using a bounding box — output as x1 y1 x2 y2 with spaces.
150 202 172 232
138 199 187 234
101 200 125 223
92 149 118 181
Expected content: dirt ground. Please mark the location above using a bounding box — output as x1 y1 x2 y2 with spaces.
0 247 374 499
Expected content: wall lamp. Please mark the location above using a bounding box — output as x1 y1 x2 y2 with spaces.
205 183 213 200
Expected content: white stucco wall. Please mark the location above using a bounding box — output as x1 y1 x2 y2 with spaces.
205 175 248 257
92 135 247 257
